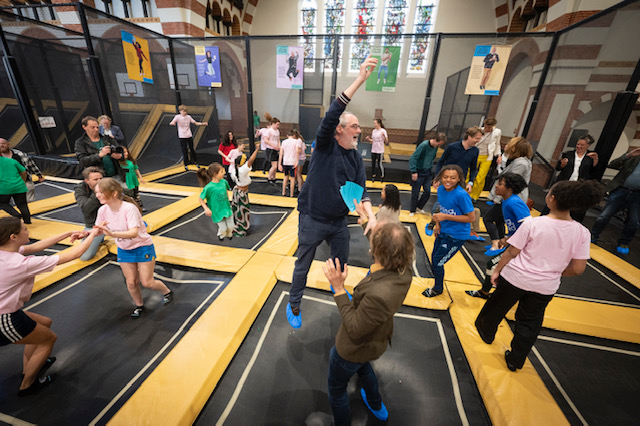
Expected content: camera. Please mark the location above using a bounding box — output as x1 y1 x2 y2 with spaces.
109 145 124 155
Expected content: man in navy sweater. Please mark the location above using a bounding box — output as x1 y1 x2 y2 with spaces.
287 57 379 329
434 126 483 193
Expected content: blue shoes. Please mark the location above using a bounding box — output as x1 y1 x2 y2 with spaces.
617 245 630 255
329 285 352 301
485 247 506 257
286 303 301 329
487 201 494 206
360 388 388 421
468 232 485 241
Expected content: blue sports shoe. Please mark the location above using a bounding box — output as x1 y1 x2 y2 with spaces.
286 303 301 329
484 245 493 250
468 232 485 241
484 247 507 257
617 245 630 255
360 388 388 421
329 285 352 301
487 201 494 206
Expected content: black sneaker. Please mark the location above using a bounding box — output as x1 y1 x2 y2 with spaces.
505 350 518 371
466 290 490 299
422 288 442 298
18 375 54 397
131 306 144 319
162 291 173 305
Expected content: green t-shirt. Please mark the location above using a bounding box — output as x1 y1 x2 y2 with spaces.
92 139 117 177
253 114 260 128
123 160 139 189
200 180 232 223
0 156 27 195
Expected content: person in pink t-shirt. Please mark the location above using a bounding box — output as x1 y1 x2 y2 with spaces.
278 130 303 197
293 129 306 193
169 105 208 170
474 180 605 372
255 117 281 184
365 119 388 182
94 178 173 320
0 217 102 396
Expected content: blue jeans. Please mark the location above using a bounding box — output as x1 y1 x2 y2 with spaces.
431 233 466 293
591 187 640 245
328 346 382 426
410 169 433 213
290 214 349 308
80 227 105 261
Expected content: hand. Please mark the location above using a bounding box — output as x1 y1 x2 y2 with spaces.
139 178 147 184
628 147 640 157
559 157 568 168
202 122 208 126
37 176 45 183
432 180 440 189
586 152 598 166
278 164 283 172
465 183 473 193
322 258 348 292
353 199 366 218
434 223 441 237
491 270 500 287
69 230 88 242
432 213 445 223
496 156 502 165
204 208 212 217
363 216 377 236
111 153 123 160
94 220 113 237
498 238 508 248
358 56 378 81
99 146 111 157
411 173 418 182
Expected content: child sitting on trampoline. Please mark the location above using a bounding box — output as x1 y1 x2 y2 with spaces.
474 180 604 371
197 163 235 241
1 217 102 395
422 164 475 298
230 148 259 237
119 146 146 211
94 178 173 319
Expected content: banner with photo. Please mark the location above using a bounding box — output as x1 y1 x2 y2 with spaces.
366 46 400 92
465 44 512 96
195 46 222 87
276 45 303 89
121 31 153 84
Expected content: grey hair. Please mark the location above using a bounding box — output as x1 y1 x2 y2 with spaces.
338 112 356 128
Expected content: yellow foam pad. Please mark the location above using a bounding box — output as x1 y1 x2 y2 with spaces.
143 194 201 233
34 245 109 293
590 244 640 289
28 192 76 215
258 209 299 256
26 219 85 240
139 182 198 196
108 252 281 426
448 284 569 425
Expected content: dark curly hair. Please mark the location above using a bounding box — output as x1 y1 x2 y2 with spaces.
498 172 527 195
549 180 605 212
382 184 401 211
370 222 415 274
435 164 465 187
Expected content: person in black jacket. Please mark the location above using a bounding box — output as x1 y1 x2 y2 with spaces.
541 134 599 222
74 116 123 179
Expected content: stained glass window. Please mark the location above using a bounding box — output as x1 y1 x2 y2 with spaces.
349 0 377 71
323 0 345 70
408 0 435 72
382 0 408 47
301 0 318 71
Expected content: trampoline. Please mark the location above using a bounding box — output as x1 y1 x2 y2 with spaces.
31 180 76 201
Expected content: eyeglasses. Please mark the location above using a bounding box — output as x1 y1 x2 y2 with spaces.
344 124 360 130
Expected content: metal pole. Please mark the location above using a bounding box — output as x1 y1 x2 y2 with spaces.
245 35 255 152
168 38 182 109
329 35 339 103
417 32 442 144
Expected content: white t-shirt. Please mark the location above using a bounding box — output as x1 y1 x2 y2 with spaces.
280 138 300 166
501 216 591 295
371 128 388 154
297 138 306 161
235 163 252 187
570 152 585 181
96 201 153 250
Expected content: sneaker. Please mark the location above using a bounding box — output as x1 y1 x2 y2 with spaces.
21 357 56 380
286 303 301 329
329 284 352 301
484 247 507 257
617 245 630 255
422 287 442 298
162 291 173 305
409 212 415 217
18 375 54 397
131 306 144 319
416 208 427 215
486 201 494 206
425 223 434 237
468 232 485 241
505 350 518 372
142 208 148 213
466 289 490 299
218 235 225 241
484 245 493 250
184 165 189 171
360 388 388 421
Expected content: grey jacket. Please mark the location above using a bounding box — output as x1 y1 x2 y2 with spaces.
489 156 532 203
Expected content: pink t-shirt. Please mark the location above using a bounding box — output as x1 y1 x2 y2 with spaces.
280 138 300 166
264 127 280 151
297 138 306 161
501 216 591 295
170 114 196 138
0 247 59 313
96 201 153 250
371 128 388 154
257 128 269 150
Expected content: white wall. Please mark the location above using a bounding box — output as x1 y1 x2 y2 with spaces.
432 0 497 33
495 55 533 137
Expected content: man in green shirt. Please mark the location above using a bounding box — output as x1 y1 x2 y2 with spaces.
253 110 260 129
0 155 31 224
408 132 446 215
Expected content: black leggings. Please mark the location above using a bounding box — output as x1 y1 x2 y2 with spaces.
0 192 31 224
179 137 198 166
371 152 384 180
483 203 505 241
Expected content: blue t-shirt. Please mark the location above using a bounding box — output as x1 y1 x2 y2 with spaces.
502 194 531 236
435 185 474 240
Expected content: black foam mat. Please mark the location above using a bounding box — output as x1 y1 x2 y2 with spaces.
31 181 76 201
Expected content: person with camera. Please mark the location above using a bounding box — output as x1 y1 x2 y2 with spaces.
74 116 124 180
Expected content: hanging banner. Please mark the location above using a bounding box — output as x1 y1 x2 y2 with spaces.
276 45 303 89
366 46 400 92
195 46 222 87
465 44 512 96
121 31 153 84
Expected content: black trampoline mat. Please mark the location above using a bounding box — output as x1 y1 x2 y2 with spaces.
152 203 292 250
35 192 184 225
154 170 201 187
531 328 640 425
31 181 76 201
313 218 433 277
0 259 231 425
196 283 489 425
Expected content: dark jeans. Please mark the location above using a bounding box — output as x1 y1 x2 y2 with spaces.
0 192 31 224
371 152 384 180
290 214 349 308
410 169 433 212
475 275 553 369
591 187 640 245
179 137 198 166
431 233 466 293
328 346 382 426
483 203 505 241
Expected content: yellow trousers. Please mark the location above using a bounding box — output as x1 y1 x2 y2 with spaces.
469 155 492 200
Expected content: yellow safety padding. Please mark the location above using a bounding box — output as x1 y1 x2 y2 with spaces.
448 284 569 426
275 256 451 310
139 182 199 196
366 181 412 191
108 251 281 426
34 245 109 293
143 194 200 233
505 297 640 344
258 209 299 256
590 244 640 289
116 235 253 273
142 165 194 183
26 219 85 241
27 192 76 215
249 193 299 209
388 142 416 156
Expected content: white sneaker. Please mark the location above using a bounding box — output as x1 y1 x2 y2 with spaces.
416 209 427 215
409 212 415 216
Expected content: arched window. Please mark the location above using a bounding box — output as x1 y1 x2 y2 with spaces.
408 0 435 72
300 0 317 71
323 0 345 70
349 0 377 71
382 0 408 48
